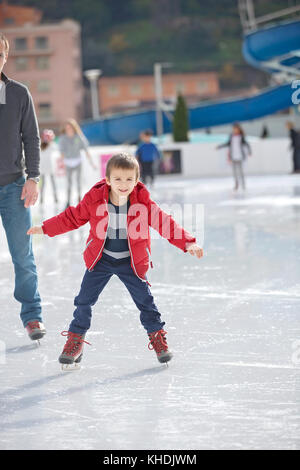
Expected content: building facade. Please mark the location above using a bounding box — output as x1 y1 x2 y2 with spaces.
0 3 84 131
98 72 220 114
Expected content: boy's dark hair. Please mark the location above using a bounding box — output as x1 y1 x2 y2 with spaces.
143 129 153 136
0 33 9 53
106 153 140 181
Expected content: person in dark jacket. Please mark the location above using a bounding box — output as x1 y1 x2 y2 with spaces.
286 121 300 173
0 33 45 341
217 123 252 192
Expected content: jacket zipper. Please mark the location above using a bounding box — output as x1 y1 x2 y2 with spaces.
127 233 148 283
127 214 151 285
146 246 153 269
88 199 109 271
83 238 93 254
88 198 151 286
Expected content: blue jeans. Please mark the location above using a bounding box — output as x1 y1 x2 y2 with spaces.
0 176 42 327
69 252 165 335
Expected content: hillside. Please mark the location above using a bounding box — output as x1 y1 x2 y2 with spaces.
8 0 298 88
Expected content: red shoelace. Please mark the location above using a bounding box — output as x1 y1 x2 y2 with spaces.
148 330 168 354
61 331 91 357
26 321 41 332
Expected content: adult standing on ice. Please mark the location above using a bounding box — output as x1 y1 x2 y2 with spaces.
286 121 300 173
58 118 96 209
0 33 45 341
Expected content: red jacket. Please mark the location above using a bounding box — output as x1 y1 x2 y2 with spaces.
42 179 196 284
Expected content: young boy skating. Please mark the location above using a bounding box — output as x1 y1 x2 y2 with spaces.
28 153 203 368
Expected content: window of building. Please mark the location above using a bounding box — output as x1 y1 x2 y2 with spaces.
129 83 142 96
15 57 28 71
36 56 49 70
35 36 49 49
107 84 119 97
38 103 52 119
37 79 51 93
15 37 27 51
197 81 208 93
4 18 14 25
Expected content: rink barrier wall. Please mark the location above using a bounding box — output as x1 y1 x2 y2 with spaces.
81 138 292 181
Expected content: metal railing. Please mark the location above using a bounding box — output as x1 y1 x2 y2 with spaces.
238 0 300 32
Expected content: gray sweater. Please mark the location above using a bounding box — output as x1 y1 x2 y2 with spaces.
0 72 40 186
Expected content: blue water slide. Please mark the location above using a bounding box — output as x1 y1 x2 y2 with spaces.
82 20 300 145
242 20 300 73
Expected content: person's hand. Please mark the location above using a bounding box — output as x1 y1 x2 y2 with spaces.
186 242 203 259
27 226 43 235
21 179 39 208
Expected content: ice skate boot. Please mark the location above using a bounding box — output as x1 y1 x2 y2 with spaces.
59 331 90 371
148 329 173 364
25 321 46 344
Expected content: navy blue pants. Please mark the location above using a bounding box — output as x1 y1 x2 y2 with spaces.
69 253 165 335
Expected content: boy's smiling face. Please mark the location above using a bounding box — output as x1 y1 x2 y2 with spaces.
106 167 138 204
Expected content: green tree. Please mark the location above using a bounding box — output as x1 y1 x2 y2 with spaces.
173 94 189 142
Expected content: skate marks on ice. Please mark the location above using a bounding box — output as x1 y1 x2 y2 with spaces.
0 360 169 448
5 343 40 355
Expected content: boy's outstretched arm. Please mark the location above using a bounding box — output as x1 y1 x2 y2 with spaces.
148 199 203 259
28 194 91 238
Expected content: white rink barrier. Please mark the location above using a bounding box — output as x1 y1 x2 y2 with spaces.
62 138 293 185
157 138 293 177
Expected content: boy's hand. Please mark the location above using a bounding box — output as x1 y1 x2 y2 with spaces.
186 242 203 259
27 226 43 235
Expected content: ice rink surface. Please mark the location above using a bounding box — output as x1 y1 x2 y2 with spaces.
0 173 299 450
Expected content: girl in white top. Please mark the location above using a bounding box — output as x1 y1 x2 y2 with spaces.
40 129 58 204
217 123 252 191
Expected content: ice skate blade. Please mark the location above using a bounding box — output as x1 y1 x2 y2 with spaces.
158 352 173 364
61 363 81 372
